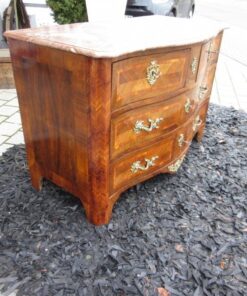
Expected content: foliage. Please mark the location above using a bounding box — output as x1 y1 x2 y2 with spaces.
46 0 87 24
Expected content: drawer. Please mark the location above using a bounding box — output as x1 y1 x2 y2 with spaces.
111 91 197 159
207 33 223 66
112 49 190 109
187 44 202 86
110 134 174 192
173 118 194 160
173 102 209 159
198 64 216 102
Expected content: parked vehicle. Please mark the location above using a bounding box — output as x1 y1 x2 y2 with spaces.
125 0 195 18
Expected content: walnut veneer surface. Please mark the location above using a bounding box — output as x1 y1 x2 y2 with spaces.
5 16 224 225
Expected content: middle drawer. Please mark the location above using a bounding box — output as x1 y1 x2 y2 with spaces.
111 91 196 159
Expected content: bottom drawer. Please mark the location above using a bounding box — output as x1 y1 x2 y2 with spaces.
110 134 174 193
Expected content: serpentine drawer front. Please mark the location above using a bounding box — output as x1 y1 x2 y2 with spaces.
112 49 190 109
111 90 197 159
110 134 174 192
5 16 224 225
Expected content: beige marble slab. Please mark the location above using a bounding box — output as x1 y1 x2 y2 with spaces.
4 15 226 58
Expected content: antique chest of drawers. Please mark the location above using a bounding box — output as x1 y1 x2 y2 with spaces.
5 16 224 225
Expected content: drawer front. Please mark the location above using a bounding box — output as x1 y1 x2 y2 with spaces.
207 33 223 66
173 102 209 158
111 91 197 159
187 44 202 86
198 64 216 102
196 32 222 95
173 118 194 160
112 49 190 109
110 134 174 192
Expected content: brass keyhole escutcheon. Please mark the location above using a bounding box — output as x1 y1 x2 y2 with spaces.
147 60 161 85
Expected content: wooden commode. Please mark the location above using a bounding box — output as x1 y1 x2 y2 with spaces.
5 16 224 225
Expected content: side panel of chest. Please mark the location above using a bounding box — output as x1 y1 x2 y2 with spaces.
8 39 112 214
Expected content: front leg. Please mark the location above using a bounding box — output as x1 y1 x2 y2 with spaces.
195 124 205 142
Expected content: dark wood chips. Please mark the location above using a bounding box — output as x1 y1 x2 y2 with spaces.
0 104 247 296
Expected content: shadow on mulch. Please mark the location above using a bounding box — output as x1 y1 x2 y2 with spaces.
0 104 247 296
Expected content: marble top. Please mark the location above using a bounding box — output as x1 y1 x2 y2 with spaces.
4 16 225 58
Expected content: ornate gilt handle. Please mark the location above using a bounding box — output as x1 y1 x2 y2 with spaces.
168 156 185 173
191 57 198 75
184 98 192 113
134 118 163 134
199 86 208 100
207 43 219 61
178 133 191 147
193 115 202 132
147 60 161 85
207 49 219 55
131 156 159 174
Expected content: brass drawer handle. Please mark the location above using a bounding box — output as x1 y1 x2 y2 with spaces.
134 118 163 134
207 49 219 55
178 134 191 147
193 115 202 132
191 57 198 75
178 134 185 147
184 98 192 113
131 156 159 174
199 86 208 100
147 60 160 85
207 43 219 61
168 156 185 173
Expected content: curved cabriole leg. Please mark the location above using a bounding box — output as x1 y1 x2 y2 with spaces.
82 201 114 226
30 166 43 191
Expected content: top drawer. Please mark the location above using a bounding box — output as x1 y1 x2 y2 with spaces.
112 49 190 109
207 32 223 65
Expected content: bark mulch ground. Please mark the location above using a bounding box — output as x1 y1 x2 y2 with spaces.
0 104 247 296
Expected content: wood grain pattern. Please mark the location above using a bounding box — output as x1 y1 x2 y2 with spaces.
111 90 196 159
6 26 223 225
197 33 223 104
208 32 223 65
8 38 112 224
186 44 202 86
110 134 174 192
112 49 190 109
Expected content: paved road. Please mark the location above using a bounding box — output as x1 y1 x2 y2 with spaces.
195 0 247 110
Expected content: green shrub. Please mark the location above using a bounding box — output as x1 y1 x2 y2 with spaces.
46 0 87 24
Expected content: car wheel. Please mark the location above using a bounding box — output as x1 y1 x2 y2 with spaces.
189 5 195 18
168 10 176 17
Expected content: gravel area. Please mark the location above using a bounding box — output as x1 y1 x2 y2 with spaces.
0 104 247 296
